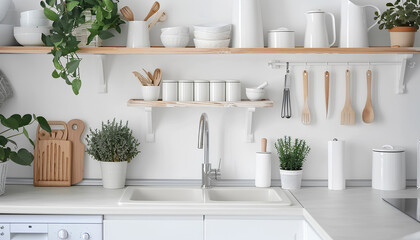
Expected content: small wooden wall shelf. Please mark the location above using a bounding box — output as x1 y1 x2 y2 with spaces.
1 46 420 55
127 99 274 143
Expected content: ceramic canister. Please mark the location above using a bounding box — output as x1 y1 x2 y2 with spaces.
210 80 226 102
194 80 210 102
178 80 194 101
226 80 241 102
268 28 295 48
162 80 178 101
372 145 406 191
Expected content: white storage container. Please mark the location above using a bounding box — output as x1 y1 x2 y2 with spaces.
226 80 241 102
194 80 210 102
178 80 194 101
268 27 295 48
210 80 226 102
162 80 178 101
372 145 406 191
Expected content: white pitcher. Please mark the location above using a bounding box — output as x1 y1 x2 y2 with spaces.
340 0 381 48
304 9 336 48
232 0 264 48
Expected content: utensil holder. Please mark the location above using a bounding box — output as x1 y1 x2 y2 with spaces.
127 21 150 48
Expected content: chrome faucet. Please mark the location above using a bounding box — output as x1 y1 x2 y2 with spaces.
197 113 221 188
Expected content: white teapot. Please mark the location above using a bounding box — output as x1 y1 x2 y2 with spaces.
304 9 336 48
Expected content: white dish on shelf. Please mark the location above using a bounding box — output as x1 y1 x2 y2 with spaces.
193 24 231 33
161 34 190 48
194 30 231 40
0 24 16 46
161 26 189 35
194 38 230 48
20 9 45 19
246 88 265 101
14 26 51 46
20 17 51 27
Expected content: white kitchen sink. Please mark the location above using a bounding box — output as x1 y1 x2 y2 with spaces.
119 186 292 206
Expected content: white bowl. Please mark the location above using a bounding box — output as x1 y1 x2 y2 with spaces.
161 26 189 35
14 26 51 34
161 34 190 48
0 24 16 46
193 24 232 33
194 30 231 40
142 86 160 101
14 26 50 46
20 17 50 27
246 88 265 101
0 0 12 23
20 10 45 19
194 38 230 48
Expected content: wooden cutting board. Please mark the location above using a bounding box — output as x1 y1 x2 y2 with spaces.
67 119 85 185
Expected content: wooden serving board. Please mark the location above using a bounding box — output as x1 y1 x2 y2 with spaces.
67 119 85 185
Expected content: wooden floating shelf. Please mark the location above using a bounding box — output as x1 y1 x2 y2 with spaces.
127 99 274 108
1 46 420 55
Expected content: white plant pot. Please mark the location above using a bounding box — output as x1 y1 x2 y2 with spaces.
280 169 303 190
0 161 8 196
142 86 160 101
100 161 128 189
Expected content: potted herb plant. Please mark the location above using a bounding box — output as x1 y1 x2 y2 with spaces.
86 119 140 189
0 114 50 195
40 0 125 95
374 0 420 47
275 136 311 190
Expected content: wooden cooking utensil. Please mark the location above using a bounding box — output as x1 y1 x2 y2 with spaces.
261 138 267 153
362 70 375 123
148 11 167 30
325 71 330 118
153 68 162 86
142 68 154 85
301 70 311 125
144 1 160 21
340 70 356 125
67 119 85 185
120 6 134 21
133 71 149 86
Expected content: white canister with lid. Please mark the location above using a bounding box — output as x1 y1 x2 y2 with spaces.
178 80 194 101
210 80 226 102
226 80 241 102
162 80 178 101
268 27 295 48
372 145 406 191
194 80 210 102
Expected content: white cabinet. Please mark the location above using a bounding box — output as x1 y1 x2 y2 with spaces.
205 216 311 240
104 216 203 240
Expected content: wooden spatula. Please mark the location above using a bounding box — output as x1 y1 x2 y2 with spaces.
301 70 311 125
144 1 160 21
340 70 356 125
325 71 330 118
362 70 374 123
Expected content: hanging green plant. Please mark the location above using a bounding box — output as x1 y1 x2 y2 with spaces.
40 0 125 95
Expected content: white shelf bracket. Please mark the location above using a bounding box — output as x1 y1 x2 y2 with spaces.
245 107 256 143
145 107 155 142
95 55 107 93
396 54 414 94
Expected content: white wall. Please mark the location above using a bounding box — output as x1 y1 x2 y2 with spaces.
1 0 420 181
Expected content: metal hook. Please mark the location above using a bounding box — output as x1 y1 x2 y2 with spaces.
368 62 371 70
286 62 290 74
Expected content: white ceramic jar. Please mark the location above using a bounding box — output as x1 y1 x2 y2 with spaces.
372 145 406 191
178 80 194 101
268 27 295 48
226 80 241 102
194 80 210 102
162 80 178 101
210 80 226 102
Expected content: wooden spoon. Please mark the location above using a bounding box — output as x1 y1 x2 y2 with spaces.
120 6 134 21
362 70 375 123
325 71 330 118
142 68 154 85
133 71 149 86
148 11 167 30
340 70 356 125
144 1 160 21
153 68 162 86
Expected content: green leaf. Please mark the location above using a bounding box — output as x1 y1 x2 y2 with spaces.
46 0 54 7
98 30 114 40
96 8 103 22
72 78 82 95
36 117 51 133
66 1 79 12
53 58 63 70
22 127 35 148
386 2 394 6
0 136 8 146
66 59 81 74
104 0 114 11
43 8 59 21
40 1 46 8
10 149 34 166
20 114 32 126
1 117 19 130
52 70 60 78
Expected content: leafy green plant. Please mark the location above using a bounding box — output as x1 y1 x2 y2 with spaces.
374 0 420 30
40 0 125 95
85 119 140 162
274 136 311 171
0 114 51 165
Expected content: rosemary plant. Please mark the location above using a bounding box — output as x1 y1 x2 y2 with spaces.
274 136 311 171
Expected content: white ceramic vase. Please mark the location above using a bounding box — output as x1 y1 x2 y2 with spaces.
280 169 303 190
127 21 150 48
0 161 8 196
100 161 128 189
232 0 264 48
304 9 336 48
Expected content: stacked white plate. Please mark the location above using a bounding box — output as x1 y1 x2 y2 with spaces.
14 9 51 46
193 24 231 48
161 26 190 48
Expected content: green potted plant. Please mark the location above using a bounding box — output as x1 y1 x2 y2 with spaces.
40 0 125 95
374 0 420 47
0 114 50 195
86 119 140 189
275 136 311 190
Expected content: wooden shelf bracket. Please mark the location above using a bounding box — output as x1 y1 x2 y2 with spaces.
245 108 256 143
145 107 155 142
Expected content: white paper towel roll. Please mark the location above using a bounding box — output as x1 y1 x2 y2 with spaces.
417 140 420 189
328 139 345 190
255 152 271 188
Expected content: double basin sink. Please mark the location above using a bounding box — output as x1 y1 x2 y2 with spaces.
119 187 292 206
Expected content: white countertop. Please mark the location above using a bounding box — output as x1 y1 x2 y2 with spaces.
1 185 420 240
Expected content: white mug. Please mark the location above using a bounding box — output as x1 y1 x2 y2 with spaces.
127 21 150 48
